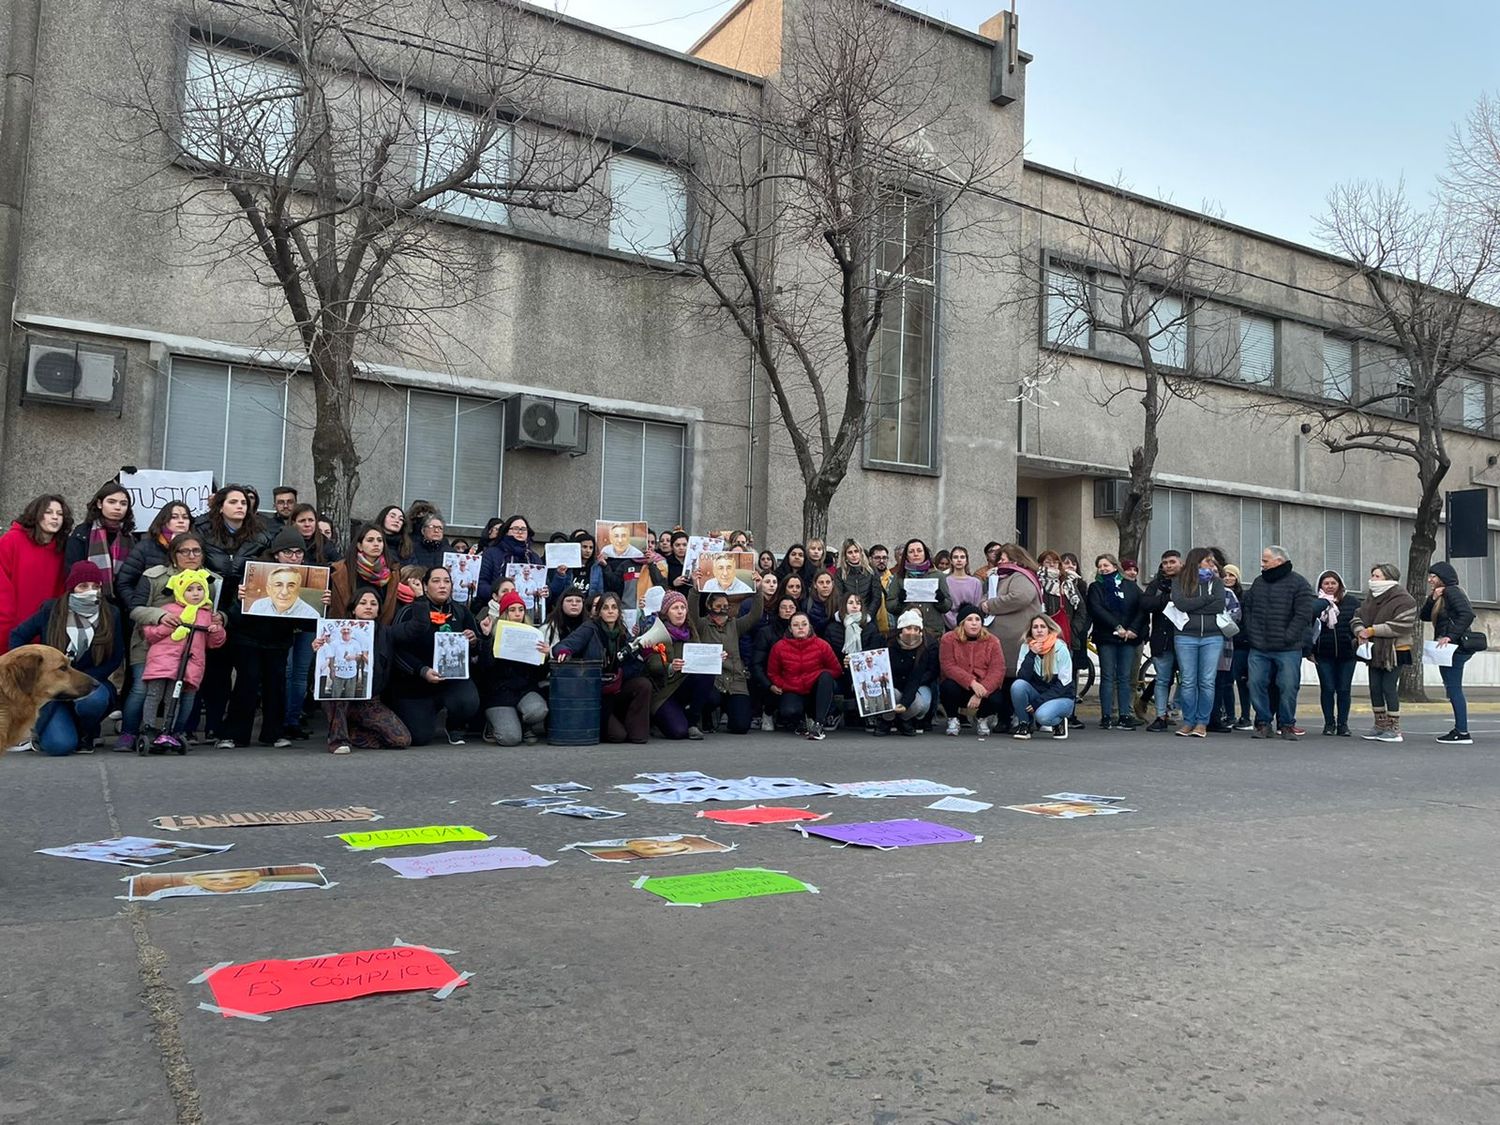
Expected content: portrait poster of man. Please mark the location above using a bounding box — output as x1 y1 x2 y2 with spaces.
851 648 897 716
313 618 375 702
693 551 756 595
433 631 470 681
444 552 480 604
560 835 735 863
595 519 648 560
121 864 333 902
240 560 329 619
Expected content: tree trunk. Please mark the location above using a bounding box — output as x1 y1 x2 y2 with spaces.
309 350 361 545
1399 482 1443 703
802 480 833 542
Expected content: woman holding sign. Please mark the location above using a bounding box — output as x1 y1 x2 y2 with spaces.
686 587 762 735
476 590 549 746
637 590 707 740
315 590 409 753
387 564 482 746
886 538 951 642
476 514 542 605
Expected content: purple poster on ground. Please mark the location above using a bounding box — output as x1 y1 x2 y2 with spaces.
795 819 979 849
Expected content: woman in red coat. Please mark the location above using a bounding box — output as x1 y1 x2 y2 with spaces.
767 610 843 740
0 494 73 655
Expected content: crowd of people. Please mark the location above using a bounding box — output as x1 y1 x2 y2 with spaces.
0 481 1481 755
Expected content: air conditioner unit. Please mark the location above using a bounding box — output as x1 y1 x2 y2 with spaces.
21 337 125 411
1094 478 1131 518
505 394 583 452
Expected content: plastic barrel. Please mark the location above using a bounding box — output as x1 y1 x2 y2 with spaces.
548 659 603 746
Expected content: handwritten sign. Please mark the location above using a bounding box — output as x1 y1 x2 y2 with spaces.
696 806 830 826
204 945 466 1016
336 825 494 851
681 643 724 676
374 847 554 879
150 806 380 832
635 867 818 906
120 469 216 524
494 621 547 665
796 818 978 849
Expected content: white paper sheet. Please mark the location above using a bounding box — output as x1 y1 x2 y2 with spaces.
1163 603 1189 629
904 578 939 604
496 622 547 665
925 797 993 813
545 542 582 569
641 586 665 615
1423 640 1456 666
681 643 724 675
825 779 977 799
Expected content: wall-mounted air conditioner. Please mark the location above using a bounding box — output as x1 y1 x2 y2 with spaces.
505 394 584 452
1094 478 1131 518
21 336 126 411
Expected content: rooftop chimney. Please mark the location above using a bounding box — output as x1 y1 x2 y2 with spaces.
979 7 1019 106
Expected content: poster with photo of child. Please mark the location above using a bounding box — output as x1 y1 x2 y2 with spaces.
240 560 330 619
433 631 471 681
312 618 375 702
693 551 756 596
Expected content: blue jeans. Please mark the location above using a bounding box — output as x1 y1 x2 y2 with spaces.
1249 649 1302 728
1153 650 1177 716
905 685 933 722
36 681 115 756
1174 634 1224 727
1438 651 1471 732
1096 643 1134 720
122 661 147 737
1314 656 1356 726
285 630 314 727
1010 680 1075 727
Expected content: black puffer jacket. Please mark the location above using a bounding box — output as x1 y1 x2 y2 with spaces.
886 637 940 709
1421 562 1476 642
1241 561 1319 652
1310 571 1362 660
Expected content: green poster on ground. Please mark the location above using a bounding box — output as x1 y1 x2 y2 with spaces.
635 867 818 906
336 825 494 850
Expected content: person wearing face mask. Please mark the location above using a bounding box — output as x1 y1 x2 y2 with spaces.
64 482 135 594
1352 563 1418 743
767 611 843 740
687 587 763 735
1308 569 1361 737
1086 553 1143 730
0 494 73 655
1421 561 1479 745
7 561 123 754
1169 548 1227 738
635 589 707 740
751 594 802 732
388 563 483 746
878 609 939 736
1010 614 1075 741
115 502 194 606
477 514 543 605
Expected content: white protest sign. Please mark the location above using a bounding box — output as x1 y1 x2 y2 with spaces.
546 542 582 569
681 643 724 676
904 578 939 604
496 623 547 666
119 469 216 524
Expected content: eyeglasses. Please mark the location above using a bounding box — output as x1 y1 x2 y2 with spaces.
175 548 203 558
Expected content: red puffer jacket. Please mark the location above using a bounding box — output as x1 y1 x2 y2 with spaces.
767 634 842 695
0 522 65 655
939 629 1006 694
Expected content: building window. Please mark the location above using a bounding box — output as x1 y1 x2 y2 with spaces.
600 416 685 529
1324 510 1360 584
163 358 287 505
1145 488 1193 565
607 155 687 261
1241 499 1281 563
1044 267 1090 348
870 194 938 469
1463 377 1487 430
1148 294 1187 369
403 391 503 528
1321 335 1354 401
1449 531 1498 604
1238 313 1276 385
418 104 510 226
181 43 299 169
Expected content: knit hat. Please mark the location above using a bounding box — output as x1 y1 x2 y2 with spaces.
165 568 214 641
268 526 305 555
954 603 983 625
1222 564 1242 582
897 608 924 630
64 561 108 593
497 590 528 616
658 589 688 618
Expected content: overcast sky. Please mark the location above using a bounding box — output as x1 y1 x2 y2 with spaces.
551 0 1500 248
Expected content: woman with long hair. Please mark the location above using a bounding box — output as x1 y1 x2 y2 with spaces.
888 538 952 641
115 502 193 605
1010 613 1075 740
943 546 983 629
553 591 652 743
1422 561 1478 745
1170 547 1227 738
0 494 73 655
1086 553 1143 730
1352 563 1418 743
64 481 135 593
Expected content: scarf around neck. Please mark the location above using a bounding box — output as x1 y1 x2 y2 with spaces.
88 521 131 578
1318 592 1340 629
355 551 391 587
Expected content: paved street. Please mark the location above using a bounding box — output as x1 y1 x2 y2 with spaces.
4 712 1500 1125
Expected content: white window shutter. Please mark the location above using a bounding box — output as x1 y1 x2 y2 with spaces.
404 392 457 515
1238 314 1276 384
608 155 687 261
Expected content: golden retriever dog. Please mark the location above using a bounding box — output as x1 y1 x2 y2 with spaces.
0 645 99 751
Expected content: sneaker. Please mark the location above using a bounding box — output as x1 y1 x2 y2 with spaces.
1174 725 1194 737
872 723 891 737
1146 717 1170 733
1335 724 1351 737
444 730 466 746
1116 716 1140 731
1206 720 1232 733
1250 723 1271 739
1098 717 1115 730
1436 730 1474 745
686 725 704 741
1190 725 1207 738
1278 728 1299 742
1011 722 1031 740
824 711 843 732
945 718 961 736
331 743 352 755
1322 722 1336 736
1359 727 1384 740
272 737 293 748
803 721 825 741
1070 717 1085 730
1052 717 1069 740
976 718 992 740
215 739 236 750
113 733 136 753
1231 718 1254 731
1374 729 1404 743
761 713 776 732
897 720 917 737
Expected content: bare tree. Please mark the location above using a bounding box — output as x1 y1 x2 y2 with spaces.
1021 179 1240 562
1309 127 1500 694
661 0 1016 539
113 0 610 533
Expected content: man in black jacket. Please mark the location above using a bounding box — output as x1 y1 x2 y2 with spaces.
1137 550 1182 732
1241 545 1319 741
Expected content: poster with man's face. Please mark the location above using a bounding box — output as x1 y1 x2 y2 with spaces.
693 551 756 595
241 561 329 620
595 520 648 560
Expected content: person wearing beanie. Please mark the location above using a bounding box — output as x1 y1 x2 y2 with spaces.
880 607 939 736
939 603 1007 738
1422 560 1479 744
1309 569 1361 736
637 589 709 740
388 562 483 746
7 558 123 753
1086 554 1144 730
1352 563 1419 743
475 588 549 746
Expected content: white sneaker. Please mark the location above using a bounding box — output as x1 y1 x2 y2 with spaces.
761 713 776 732
272 737 292 748
946 718 960 736
976 718 991 740
6 739 33 753
215 739 236 750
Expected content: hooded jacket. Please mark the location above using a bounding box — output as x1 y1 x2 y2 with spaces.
1421 561 1476 642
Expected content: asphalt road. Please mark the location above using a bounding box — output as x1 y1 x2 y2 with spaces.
4 712 1499 1125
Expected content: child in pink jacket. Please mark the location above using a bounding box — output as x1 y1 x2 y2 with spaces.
140 568 226 733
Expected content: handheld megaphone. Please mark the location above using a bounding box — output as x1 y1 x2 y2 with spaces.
627 616 673 654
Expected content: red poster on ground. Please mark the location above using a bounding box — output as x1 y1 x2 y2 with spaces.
696 805 829 826
205 945 466 1016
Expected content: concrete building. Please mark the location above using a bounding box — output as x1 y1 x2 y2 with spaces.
1 0 1498 663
